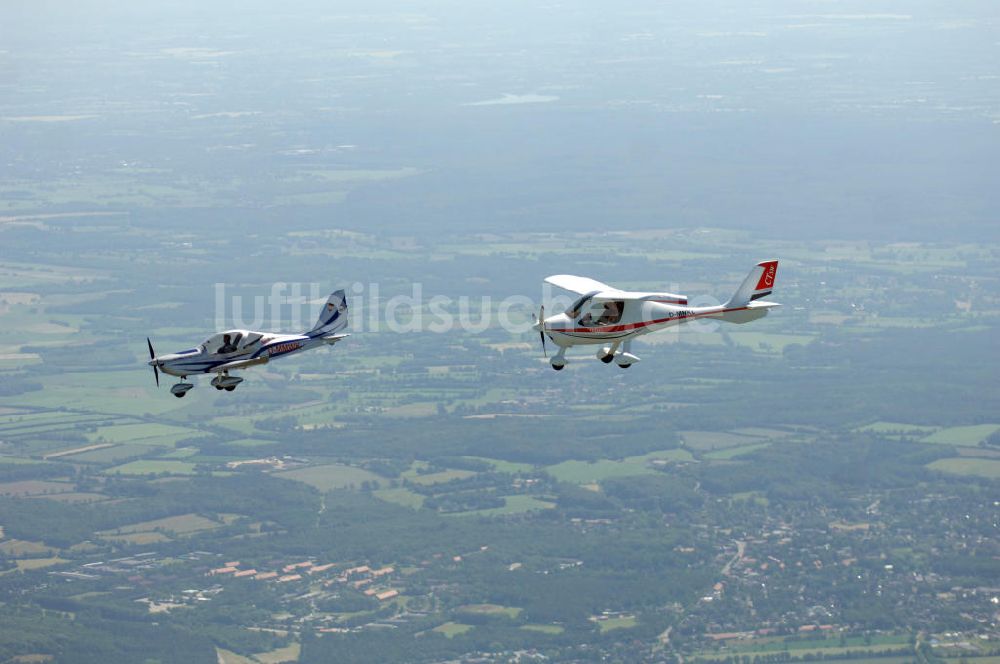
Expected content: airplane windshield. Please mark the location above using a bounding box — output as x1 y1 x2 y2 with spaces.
579 300 625 327
201 330 251 354
565 291 599 318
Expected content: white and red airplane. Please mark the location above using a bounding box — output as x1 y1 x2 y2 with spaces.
533 260 779 370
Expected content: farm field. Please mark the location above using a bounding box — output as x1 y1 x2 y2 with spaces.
275 464 383 491
927 458 1000 479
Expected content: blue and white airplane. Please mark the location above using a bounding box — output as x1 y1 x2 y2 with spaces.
146 290 349 398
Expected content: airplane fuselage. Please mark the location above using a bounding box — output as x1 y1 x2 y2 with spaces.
542 301 769 348
145 288 350 397
154 333 324 377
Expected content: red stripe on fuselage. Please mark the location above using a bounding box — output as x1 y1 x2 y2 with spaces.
556 306 748 335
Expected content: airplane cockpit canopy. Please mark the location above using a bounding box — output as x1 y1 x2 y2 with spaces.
565 291 601 319
565 294 625 327
200 330 265 354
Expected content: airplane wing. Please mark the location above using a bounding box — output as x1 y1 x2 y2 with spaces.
214 356 269 372
593 290 688 305
544 274 614 295
321 333 350 345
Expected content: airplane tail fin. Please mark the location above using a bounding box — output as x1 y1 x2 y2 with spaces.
308 289 348 336
726 260 778 308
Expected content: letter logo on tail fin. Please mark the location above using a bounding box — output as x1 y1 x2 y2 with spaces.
727 260 779 308
756 260 777 291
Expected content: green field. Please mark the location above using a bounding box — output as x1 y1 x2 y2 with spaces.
681 430 765 451
432 622 473 638
276 463 383 491
463 457 535 474
927 458 1000 479
105 460 198 476
225 438 279 447
446 495 555 517
521 624 565 634
545 459 656 484
373 487 425 509
596 615 637 633
87 422 204 445
705 443 772 460
457 604 522 619
0 480 72 496
543 449 693 484
405 469 477 486
69 443 161 464
921 424 1000 447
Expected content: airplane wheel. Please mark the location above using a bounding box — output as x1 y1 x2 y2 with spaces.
600 355 614 364
174 391 186 398
552 364 565 371
215 385 224 390
618 363 631 369
225 386 236 391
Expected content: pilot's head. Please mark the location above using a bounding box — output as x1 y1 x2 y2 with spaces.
223 334 231 343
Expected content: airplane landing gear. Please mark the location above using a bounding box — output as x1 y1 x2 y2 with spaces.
598 343 621 364
550 348 568 371
170 381 194 398
211 373 244 392
615 341 639 369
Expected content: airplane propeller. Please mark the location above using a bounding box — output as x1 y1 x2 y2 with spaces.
536 305 547 358
147 337 159 387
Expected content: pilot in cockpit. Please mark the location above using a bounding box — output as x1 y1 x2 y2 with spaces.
218 333 239 354
580 301 623 326
596 301 622 325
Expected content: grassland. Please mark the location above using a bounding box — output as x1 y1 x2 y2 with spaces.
251 640 301 664
69 443 161 464
680 430 766 451
927 458 1000 479
463 457 535 473
544 448 692 484
440 495 555 518
521 624 565 634
432 622 474 638
0 480 73 496
87 422 204 445
405 469 477 486
105 460 198 476
545 459 657 484
457 604 522 619
373 488 425 509
705 443 772 460
921 424 1000 447
276 464 383 491
14 557 68 572
596 615 637 632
